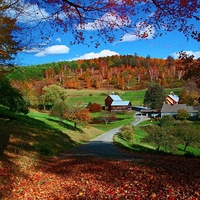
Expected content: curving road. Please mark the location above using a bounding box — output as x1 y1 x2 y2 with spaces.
62 114 148 160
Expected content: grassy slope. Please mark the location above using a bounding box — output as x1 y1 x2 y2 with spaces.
0 108 135 158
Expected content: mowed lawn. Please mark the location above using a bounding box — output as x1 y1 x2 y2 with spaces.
66 88 181 106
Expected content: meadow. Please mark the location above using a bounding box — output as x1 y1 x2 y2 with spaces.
66 88 181 106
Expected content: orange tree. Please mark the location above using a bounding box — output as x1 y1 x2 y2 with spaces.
178 51 200 88
0 11 20 69
64 104 91 129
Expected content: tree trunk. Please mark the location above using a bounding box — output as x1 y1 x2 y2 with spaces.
74 122 77 129
184 142 189 152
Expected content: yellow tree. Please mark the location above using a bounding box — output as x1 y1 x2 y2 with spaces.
86 77 91 88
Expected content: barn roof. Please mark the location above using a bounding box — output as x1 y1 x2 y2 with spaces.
109 95 122 101
111 101 131 106
167 92 179 103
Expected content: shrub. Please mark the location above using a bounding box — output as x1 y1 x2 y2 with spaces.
119 124 135 141
100 93 107 96
159 115 175 128
176 109 190 120
88 103 102 113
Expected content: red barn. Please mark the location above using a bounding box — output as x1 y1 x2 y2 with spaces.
105 95 132 111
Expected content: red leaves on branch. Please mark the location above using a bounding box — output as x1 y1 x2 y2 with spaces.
1 153 200 199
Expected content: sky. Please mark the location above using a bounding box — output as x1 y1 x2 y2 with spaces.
12 1 200 66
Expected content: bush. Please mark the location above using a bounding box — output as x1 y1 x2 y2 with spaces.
176 109 190 120
119 124 135 141
100 93 107 96
88 103 102 113
159 115 175 128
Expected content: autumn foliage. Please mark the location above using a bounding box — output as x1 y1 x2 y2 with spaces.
1 153 200 199
64 106 91 128
8 53 188 109
88 103 102 113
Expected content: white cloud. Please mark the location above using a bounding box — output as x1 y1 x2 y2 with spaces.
35 45 70 57
22 47 40 53
6 0 49 23
71 49 119 60
170 51 200 59
56 38 61 43
120 23 155 42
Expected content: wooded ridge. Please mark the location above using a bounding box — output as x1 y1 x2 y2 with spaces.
8 54 185 91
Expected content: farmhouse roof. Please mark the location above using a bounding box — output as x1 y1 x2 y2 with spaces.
161 104 187 113
109 95 122 101
186 106 199 113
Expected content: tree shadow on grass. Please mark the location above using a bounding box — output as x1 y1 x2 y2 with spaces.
47 117 85 133
0 108 78 198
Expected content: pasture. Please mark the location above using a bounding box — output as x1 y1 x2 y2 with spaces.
66 88 181 106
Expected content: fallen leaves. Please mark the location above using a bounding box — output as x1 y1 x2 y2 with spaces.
0 153 200 199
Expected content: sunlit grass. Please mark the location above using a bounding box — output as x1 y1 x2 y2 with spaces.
66 88 181 106
114 122 200 157
92 112 135 132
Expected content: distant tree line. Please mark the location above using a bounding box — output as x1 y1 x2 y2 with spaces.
8 54 185 91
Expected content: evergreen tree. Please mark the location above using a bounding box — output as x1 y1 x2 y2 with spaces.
143 83 166 109
0 77 28 114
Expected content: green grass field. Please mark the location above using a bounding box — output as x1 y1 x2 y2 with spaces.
66 88 181 106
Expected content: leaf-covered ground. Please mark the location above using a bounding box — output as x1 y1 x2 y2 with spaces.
1 152 200 199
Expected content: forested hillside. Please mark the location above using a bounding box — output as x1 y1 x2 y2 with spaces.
8 54 184 92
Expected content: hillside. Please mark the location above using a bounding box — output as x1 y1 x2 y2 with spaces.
8 55 184 92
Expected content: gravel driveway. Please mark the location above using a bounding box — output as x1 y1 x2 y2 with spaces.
62 114 148 160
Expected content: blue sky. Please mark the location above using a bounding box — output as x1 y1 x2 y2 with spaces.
12 1 200 66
